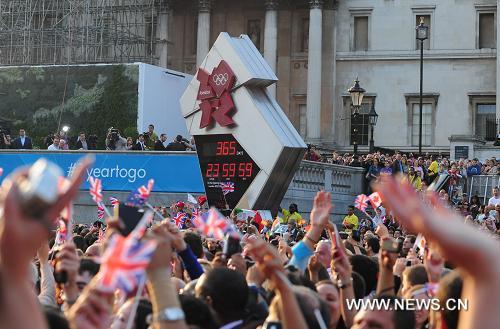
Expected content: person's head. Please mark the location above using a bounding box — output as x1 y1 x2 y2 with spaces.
401 265 428 296
176 134 183 142
364 236 380 256
19 128 25 137
315 240 332 268
111 298 152 329
393 230 402 239
384 160 391 167
179 294 218 329
148 124 154 133
493 186 499 197
79 132 86 141
352 296 415 329
316 280 341 328
160 133 167 142
58 139 66 149
373 158 379 166
402 235 416 256
349 255 379 296
138 134 145 142
403 285 430 328
184 232 204 258
432 271 463 329
409 166 416 175
43 305 70 329
72 235 87 252
347 205 355 215
195 268 249 324
127 136 133 145
52 137 60 146
76 258 100 292
291 286 331 329
289 203 298 213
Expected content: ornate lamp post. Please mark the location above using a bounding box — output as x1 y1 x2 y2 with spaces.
348 78 366 154
416 17 429 155
368 102 378 153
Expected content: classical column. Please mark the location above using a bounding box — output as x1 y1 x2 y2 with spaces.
306 0 323 141
158 0 170 68
497 0 500 123
264 0 279 98
196 0 212 67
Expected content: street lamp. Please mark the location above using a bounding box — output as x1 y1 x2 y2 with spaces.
368 102 378 153
416 17 428 155
348 77 365 116
348 78 366 155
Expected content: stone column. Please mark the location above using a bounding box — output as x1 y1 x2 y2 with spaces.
497 0 500 123
196 0 212 67
306 0 323 141
264 0 279 98
158 0 170 68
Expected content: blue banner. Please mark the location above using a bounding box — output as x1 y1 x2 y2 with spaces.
0 151 205 193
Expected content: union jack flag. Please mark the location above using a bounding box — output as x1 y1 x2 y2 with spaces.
368 192 382 209
192 208 229 240
110 197 120 207
138 179 154 199
96 212 156 293
221 182 234 195
89 176 103 204
354 194 369 212
97 204 104 220
173 212 187 228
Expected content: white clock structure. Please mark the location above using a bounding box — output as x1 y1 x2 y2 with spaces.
180 32 306 211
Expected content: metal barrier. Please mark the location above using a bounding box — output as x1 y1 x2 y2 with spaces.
468 175 500 204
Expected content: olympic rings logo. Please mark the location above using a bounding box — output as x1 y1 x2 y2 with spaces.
212 73 229 86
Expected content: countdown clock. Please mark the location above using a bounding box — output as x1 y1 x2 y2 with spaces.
180 32 306 211
195 134 260 209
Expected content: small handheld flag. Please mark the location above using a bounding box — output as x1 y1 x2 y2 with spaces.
221 182 235 195
368 192 382 209
354 194 369 212
89 177 103 204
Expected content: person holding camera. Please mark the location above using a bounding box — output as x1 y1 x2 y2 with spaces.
166 135 189 151
105 127 127 150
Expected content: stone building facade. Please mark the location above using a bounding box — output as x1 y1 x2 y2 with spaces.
167 0 499 153
1 0 498 153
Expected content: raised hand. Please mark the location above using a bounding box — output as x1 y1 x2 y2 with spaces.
0 156 92 281
310 191 333 228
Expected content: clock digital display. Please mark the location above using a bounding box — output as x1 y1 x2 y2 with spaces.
194 134 260 210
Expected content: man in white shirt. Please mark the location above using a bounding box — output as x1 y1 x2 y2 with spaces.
47 137 60 151
488 187 500 207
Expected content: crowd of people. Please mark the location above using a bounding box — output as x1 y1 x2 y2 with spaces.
0 125 196 152
0 154 499 329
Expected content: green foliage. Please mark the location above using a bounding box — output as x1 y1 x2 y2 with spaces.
0 64 139 148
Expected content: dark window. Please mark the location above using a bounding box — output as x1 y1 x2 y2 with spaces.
350 103 370 146
301 18 309 52
479 13 495 49
475 104 497 141
354 16 368 51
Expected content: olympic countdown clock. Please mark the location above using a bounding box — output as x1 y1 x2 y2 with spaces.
180 32 307 210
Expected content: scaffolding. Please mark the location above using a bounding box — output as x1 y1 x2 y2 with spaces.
0 0 168 65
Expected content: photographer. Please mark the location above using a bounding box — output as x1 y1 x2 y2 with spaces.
105 127 127 150
166 135 190 151
0 128 11 149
